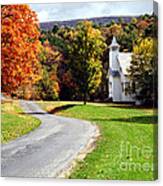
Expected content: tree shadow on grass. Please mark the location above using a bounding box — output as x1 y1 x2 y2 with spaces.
92 115 158 124
20 112 47 115
110 115 158 124
20 104 77 115
109 105 152 109
48 104 77 114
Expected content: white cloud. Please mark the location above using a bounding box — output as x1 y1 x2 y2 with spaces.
37 10 49 22
30 0 153 22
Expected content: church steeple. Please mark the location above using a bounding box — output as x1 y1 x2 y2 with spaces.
109 36 120 71
110 36 120 50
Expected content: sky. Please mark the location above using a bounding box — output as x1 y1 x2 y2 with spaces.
30 0 153 23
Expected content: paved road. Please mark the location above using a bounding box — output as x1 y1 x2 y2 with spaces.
1 101 98 178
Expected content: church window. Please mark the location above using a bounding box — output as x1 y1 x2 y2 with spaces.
121 83 124 92
112 46 118 51
124 82 130 95
132 82 136 93
109 82 112 88
109 82 112 93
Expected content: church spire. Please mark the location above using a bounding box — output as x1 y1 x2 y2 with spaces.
110 36 120 48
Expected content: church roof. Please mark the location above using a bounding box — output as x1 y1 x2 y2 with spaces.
118 53 132 75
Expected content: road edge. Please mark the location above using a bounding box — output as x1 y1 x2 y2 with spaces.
57 124 100 178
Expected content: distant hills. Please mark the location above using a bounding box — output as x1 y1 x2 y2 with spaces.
40 16 138 30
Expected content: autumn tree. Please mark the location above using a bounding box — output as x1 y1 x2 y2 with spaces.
1 5 42 94
64 21 106 104
36 40 62 100
127 37 157 106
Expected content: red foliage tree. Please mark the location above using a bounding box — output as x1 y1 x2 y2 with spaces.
1 5 42 94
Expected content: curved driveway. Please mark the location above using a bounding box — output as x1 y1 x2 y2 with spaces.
1 101 98 178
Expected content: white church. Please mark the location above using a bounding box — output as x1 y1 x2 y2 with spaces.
108 37 135 103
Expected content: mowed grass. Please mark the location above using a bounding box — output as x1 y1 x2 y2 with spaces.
1 100 41 144
38 101 158 180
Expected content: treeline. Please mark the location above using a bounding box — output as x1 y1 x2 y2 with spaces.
1 5 157 105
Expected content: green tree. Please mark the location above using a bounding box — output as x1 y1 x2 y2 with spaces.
118 17 124 24
36 40 62 100
52 24 59 34
127 37 157 106
65 21 106 104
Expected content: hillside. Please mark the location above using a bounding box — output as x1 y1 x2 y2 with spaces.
40 16 138 30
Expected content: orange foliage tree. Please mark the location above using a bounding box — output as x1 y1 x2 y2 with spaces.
1 5 42 94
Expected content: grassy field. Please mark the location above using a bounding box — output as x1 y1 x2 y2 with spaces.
1 100 41 144
38 101 158 180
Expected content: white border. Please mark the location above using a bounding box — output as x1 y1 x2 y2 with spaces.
0 0 162 185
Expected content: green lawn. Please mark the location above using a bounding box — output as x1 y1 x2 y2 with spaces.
1 101 41 144
38 101 158 180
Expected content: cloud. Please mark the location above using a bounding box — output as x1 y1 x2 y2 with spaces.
31 2 111 22
30 0 153 22
37 10 49 22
